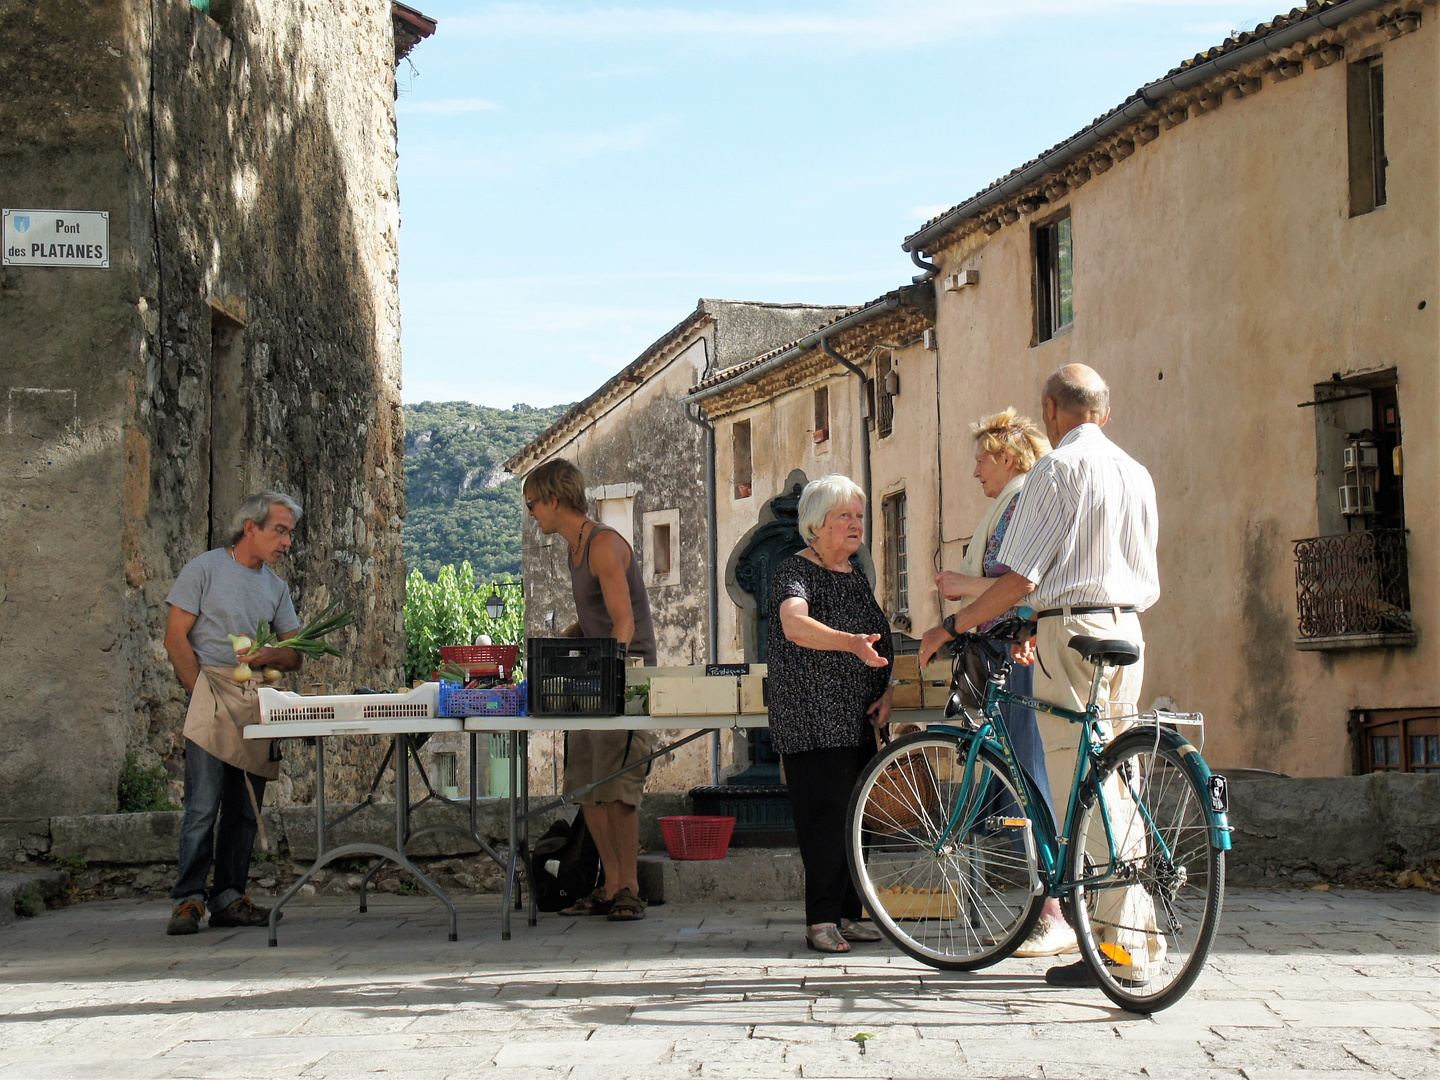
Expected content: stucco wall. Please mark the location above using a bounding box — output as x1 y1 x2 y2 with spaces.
926 17 1438 776
867 341 942 636
0 0 410 819
713 372 863 663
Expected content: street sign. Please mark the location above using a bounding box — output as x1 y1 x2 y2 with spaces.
3 209 109 268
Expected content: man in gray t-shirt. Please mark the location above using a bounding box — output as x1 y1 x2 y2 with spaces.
162 491 305 936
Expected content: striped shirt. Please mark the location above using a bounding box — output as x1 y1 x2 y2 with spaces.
995 424 1159 611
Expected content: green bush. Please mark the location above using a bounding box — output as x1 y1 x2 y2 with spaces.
404 562 524 684
117 752 178 813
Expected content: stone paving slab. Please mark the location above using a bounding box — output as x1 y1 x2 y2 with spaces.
0 889 1435 1079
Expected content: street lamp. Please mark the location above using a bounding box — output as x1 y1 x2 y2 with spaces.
485 589 505 621
484 580 523 622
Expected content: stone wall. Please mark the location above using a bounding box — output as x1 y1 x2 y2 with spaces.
2 776 1435 903
0 0 413 819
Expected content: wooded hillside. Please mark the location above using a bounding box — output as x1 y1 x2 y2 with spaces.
402 401 570 581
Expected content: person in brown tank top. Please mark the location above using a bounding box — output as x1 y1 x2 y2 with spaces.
523 458 656 921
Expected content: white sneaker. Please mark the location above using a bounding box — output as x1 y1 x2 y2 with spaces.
1012 917 1079 958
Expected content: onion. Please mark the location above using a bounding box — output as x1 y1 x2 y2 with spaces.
228 634 254 655
232 663 253 683
263 668 282 684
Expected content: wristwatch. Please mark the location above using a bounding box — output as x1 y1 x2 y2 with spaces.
942 614 960 639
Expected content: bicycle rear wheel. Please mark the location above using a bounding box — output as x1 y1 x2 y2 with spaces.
847 731 1044 970
1067 727 1225 1012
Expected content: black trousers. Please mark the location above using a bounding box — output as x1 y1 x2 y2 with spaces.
783 742 876 926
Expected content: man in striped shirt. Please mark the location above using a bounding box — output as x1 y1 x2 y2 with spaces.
920 363 1163 988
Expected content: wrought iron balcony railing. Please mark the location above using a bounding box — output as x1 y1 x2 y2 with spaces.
1293 528 1412 640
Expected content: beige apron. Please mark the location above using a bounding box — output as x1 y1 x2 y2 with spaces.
184 667 279 781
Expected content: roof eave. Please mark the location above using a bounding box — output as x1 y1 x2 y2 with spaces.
902 0 1389 254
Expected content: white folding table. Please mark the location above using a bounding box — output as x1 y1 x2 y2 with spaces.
461 713 772 939
243 717 509 946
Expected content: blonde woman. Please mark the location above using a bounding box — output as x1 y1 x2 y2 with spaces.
924 409 1073 959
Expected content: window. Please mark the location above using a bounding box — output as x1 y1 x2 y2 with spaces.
1347 57 1387 216
1295 371 1411 647
1355 709 1439 773
208 305 247 548
1034 212 1074 342
732 420 752 499
813 386 829 444
642 508 680 587
430 751 459 796
597 496 634 551
882 491 908 618
874 352 896 439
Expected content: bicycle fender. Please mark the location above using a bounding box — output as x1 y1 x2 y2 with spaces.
1111 726 1233 852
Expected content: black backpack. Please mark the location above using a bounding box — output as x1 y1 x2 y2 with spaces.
529 812 602 913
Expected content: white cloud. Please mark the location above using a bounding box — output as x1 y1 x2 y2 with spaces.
397 97 501 114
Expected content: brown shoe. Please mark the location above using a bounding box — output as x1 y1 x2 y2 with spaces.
605 887 647 921
167 899 207 936
561 887 612 916
208 895 278 928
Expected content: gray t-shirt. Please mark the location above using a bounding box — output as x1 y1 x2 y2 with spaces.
165 548 300 668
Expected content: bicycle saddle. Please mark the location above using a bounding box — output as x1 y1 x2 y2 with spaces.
1067 636 1141 667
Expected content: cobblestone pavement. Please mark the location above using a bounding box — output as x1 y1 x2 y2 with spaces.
0 889 1435 1079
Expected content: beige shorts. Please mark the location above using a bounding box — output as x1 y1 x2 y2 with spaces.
564 729 655 807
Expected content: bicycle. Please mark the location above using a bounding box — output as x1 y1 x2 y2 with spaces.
845 617 1231 1012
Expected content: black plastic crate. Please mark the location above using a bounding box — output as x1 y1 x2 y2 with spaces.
689 784 796 846
527 637 626 716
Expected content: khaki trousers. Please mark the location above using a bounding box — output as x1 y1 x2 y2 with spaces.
1032 610 1165 980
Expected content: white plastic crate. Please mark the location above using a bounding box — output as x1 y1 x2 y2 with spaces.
257 683 438 724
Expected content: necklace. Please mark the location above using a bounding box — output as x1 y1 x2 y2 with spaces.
809 542 850 573
569 520 590 561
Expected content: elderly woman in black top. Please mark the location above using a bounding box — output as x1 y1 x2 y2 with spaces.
768 475 893 954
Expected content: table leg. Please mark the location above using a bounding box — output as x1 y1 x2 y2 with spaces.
500 733 520 939
268 737 327 947
522 730 536 926
394 734 459 942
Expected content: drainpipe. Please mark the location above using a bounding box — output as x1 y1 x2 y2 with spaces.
909 249 938 284
820 337 873 548
682 398 721 785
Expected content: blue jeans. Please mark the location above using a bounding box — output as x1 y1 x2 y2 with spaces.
1000 662 1056 826
170 739 266 912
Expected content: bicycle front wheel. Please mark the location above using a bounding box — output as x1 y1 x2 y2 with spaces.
1067 727 1225 1012
847 731 1044 970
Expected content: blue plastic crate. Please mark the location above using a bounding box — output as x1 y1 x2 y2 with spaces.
438 680 528 718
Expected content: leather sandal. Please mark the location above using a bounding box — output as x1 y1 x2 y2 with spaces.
805 923 850 953
839 917 882 942
561 887 611 917
606 887 647 921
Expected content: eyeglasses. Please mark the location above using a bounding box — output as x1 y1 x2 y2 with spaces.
265 524 294 538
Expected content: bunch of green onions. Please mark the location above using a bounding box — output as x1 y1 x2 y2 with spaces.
228 602 356 683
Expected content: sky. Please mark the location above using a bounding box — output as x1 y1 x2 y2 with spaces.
395 1 1278 408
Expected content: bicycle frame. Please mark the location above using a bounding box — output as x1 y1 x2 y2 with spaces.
926 654 1171 902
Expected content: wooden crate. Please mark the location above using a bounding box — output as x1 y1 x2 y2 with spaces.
921 662 953 709
739 665 768 714
873 885 958 920
625 664 706 686
890 680 923 709
648 676 739 716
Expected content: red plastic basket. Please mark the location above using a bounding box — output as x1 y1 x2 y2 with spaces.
440 644 520 677
658 815 736 861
